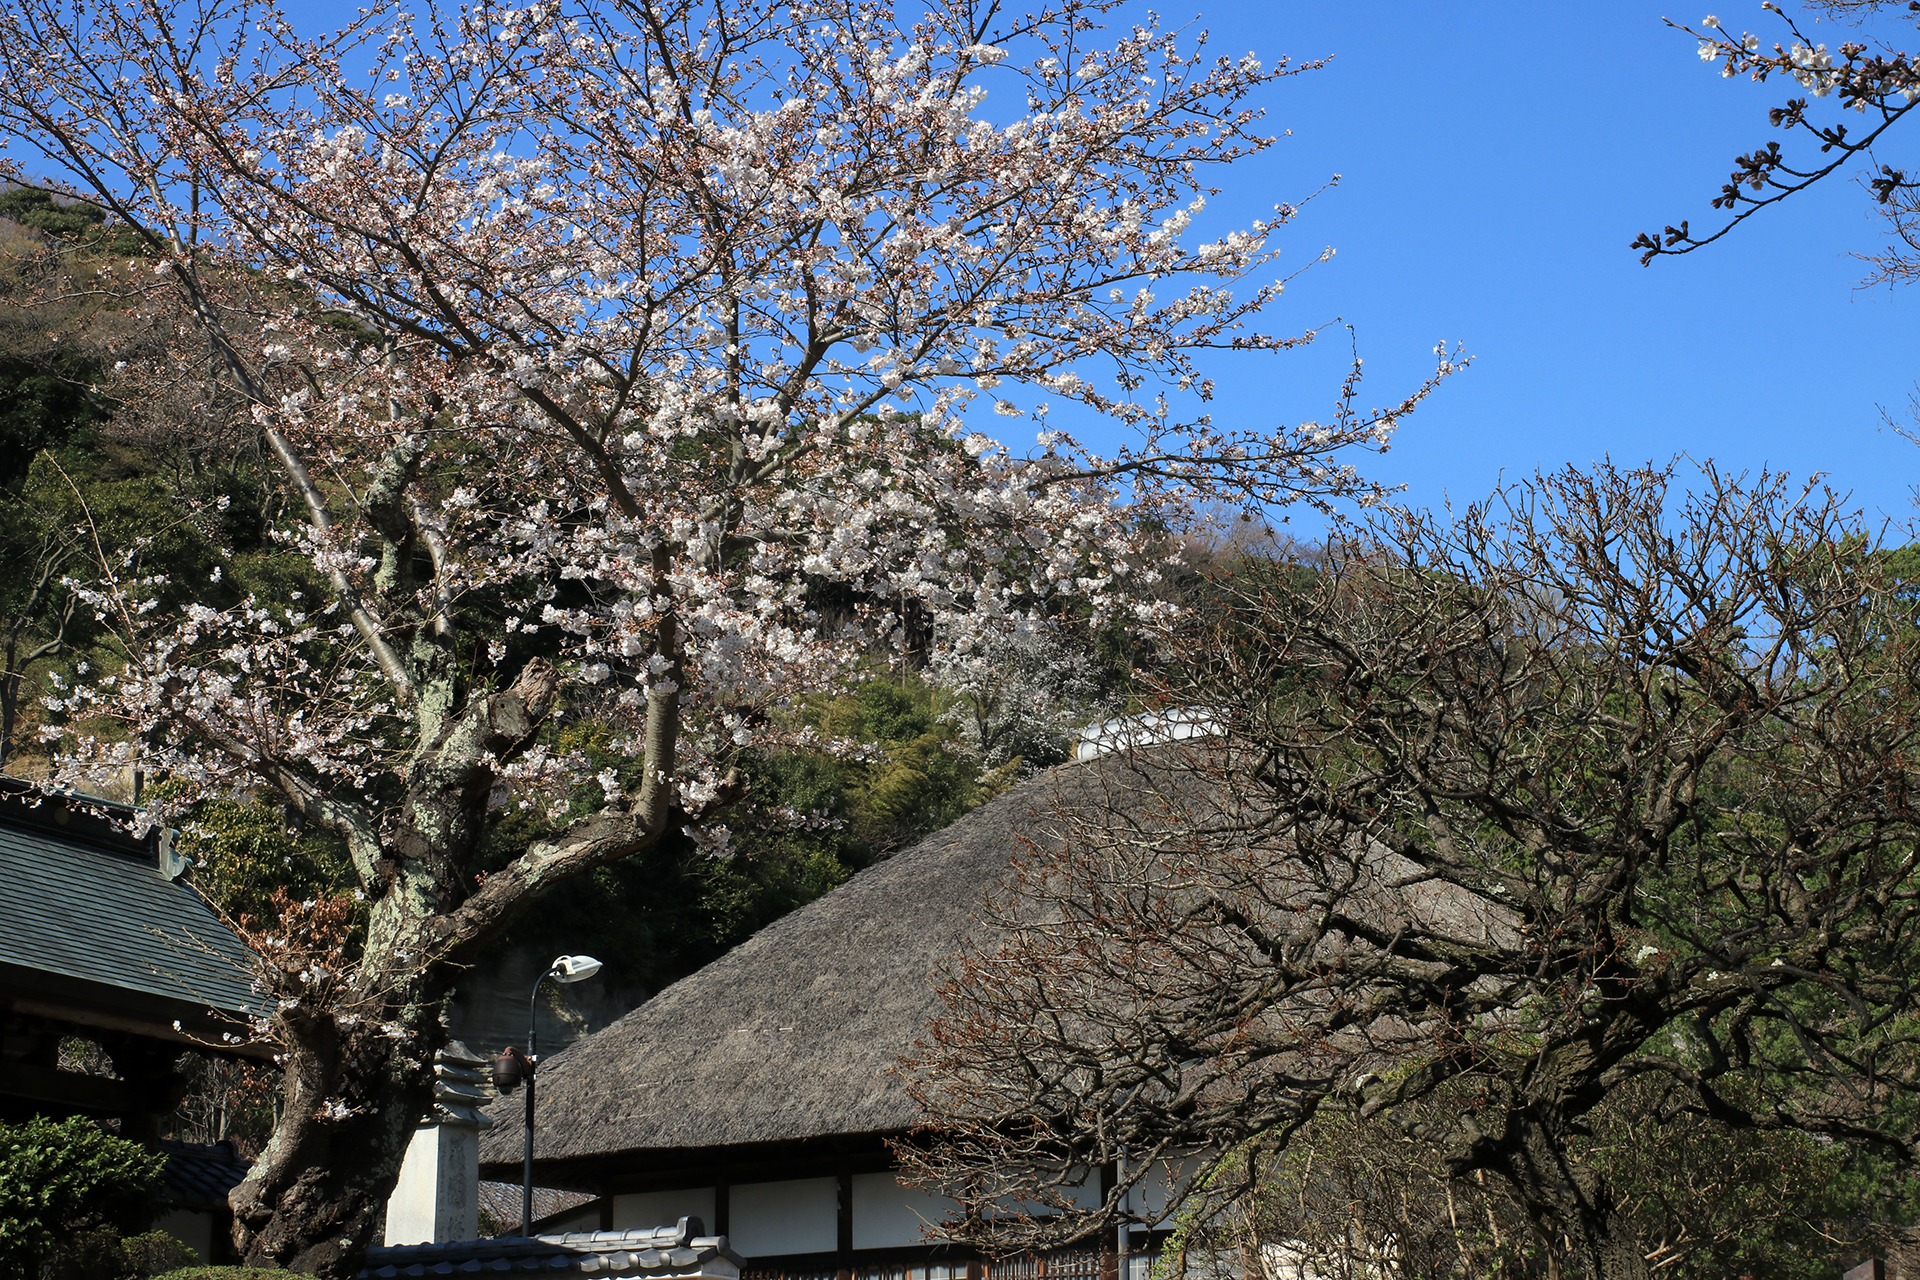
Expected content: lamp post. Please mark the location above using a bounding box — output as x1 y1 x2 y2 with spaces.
492 953 602 1237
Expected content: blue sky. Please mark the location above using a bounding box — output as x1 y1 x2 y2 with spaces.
1119 1 1920 535
160 0 1920 534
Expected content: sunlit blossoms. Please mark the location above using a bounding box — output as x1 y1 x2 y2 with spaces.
1638 6 1920 268
0 0 1457 1262
2 0 1461 853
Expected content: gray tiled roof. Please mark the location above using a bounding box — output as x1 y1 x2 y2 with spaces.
361 1221 744 1279
158 1137 251 1211
0 785 258 1018
477 1181 595 1230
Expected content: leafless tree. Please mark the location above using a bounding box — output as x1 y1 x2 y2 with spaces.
170 1053 280 1153
904 460 1920 1280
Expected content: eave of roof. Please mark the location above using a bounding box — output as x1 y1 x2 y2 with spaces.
159 1137 251 1212
479 751 1198 1172
0 782 260 1026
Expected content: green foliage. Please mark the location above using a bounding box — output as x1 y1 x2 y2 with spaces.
496 674 994 993
817 679 986 853
3 447 230 768
0 356 99 487
0 183 278 759
834 678 931 742
0 187 144 256
0 1115 167 1279
119 1231 203 1279
0 188 104 240
698 843 853 959
1578 1098 1885 1279
1227 1078 1901 1279
170 791 360 930
37 1229 283 1280
0 194 156 492
1875 541 1920 622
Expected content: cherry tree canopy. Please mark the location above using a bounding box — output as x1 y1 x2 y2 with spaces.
4 0 1455 844
0 0 1454 1268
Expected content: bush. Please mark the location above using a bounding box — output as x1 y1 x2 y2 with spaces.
0 1115 167 1278
34 1222 201 1279
123 1231 203 1277
153 1270 302 1280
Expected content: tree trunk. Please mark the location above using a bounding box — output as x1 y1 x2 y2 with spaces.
0 665 16 770
220 654 660 1274
227 833 461 1275
1560 1168 1648 1280
229 994 442 1272
1488 1122 1649 1280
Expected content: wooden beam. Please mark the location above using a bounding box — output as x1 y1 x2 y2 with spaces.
1 996 274 1060
1099 1161 1119 1280
0 1061 134 1112
836 1165 853 1261
571 1140 897 1199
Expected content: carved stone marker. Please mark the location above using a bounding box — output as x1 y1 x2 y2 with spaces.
1844 1260 1886 1280
383 1041 494 1245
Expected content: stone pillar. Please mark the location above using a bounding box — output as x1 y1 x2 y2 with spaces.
384 1042 495 1245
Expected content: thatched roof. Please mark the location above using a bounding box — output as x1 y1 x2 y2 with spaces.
479 751 1182 1173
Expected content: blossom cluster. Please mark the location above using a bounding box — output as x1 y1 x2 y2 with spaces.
1 0 1457 918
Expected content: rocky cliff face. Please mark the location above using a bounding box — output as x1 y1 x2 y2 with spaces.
445 944 652 1062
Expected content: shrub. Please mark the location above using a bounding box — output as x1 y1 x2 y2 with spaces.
123 1231 203 1277
0 1115 167 1278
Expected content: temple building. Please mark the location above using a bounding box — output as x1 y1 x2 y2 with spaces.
475 756 1175 1280
0 779 268 1260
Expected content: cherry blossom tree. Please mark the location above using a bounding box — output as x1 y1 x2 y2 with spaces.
1634 2 1920 285
0 0 1456 1269
931 617 1115 770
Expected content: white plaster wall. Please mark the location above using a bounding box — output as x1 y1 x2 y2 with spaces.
1256 1241 1391 1280
991 1168 1101 1218
1127 1159 1197 1229
547 1203 605 1234
612 1187 717 1234
850 1172 950 1249
727 1176 837 1256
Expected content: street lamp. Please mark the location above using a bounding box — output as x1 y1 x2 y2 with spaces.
492 953 602 1236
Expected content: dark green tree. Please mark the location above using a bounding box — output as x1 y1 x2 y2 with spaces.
0 1115 167 1279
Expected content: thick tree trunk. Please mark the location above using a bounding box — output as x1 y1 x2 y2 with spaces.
1591 1234 1651 1280
220 660 668 1273
227 833 462 1275
230 998 442 1273
204 592 657 1273
1491 1123 1649 1280
1 667 17 769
